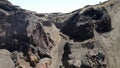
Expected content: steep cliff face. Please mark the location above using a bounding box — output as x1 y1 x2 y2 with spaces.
0 0 120 68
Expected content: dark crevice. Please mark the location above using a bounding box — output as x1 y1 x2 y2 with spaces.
62 42 72 68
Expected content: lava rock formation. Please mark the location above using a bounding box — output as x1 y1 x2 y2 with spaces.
0 0 120 68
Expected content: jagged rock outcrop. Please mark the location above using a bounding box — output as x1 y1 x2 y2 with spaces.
60 7 111 41
0 0 120 68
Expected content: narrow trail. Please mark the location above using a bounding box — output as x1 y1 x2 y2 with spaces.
50 34 67 68
94 31 110 68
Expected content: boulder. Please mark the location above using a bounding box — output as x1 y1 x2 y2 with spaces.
0 49 15 68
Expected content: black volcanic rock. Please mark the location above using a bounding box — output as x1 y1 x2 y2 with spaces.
60 7 111 41
0 0 11 4
0 0 120 68
0 2 53 67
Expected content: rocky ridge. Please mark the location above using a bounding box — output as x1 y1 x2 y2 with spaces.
0 0 120 68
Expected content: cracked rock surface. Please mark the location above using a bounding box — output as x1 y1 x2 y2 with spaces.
0 0 120 68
